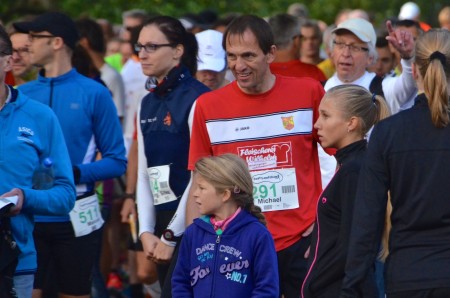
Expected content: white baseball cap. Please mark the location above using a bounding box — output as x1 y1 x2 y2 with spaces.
332 18 376 48
398 2 420 20
196 29 226 72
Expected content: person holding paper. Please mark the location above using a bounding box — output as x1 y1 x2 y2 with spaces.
0 24 75 298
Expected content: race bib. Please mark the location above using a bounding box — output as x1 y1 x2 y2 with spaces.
251 168 299 212
69 194 104 237
147 165 177 205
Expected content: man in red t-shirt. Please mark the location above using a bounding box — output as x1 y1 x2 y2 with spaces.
268 13 326 83
187 15 331 298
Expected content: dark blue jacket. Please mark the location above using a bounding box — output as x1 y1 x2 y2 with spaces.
303 140 377 298
172 210 279 297
341 94 450 296
140 66 209 211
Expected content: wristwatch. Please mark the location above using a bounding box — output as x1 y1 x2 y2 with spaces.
162 229 180 242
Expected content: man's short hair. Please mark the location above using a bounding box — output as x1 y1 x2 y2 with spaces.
301 19 322 41
122 9 149 23
75 18 106 54
0 25 13 56
268 14 300 50
223 15 274 54
376 36 389 48
392 19 423 36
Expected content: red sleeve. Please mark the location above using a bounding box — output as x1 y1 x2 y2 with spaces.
5 71 15 86
316 67 327 83
188 97 214 170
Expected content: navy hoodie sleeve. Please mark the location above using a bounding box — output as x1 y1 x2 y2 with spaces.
251 223 280 297
172 227 195 297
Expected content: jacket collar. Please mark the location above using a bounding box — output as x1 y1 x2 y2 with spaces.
37 68 78 84
335 139 367 165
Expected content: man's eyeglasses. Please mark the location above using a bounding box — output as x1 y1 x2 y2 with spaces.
333 41 369 53
28 33 55 41
13 47 29 56
134 43 174 53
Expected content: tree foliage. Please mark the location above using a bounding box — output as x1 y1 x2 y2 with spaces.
0 0 444 29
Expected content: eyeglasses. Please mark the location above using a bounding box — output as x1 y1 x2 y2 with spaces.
28 33 55 41
333 41 369 53
134 42 174 53
13 47 29 56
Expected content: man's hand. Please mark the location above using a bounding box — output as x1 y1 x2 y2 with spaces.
2 188 24 216
120 198 137 223
386 20 415 60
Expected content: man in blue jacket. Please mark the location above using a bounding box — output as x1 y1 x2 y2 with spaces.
14 12 127 298
0 25 76 298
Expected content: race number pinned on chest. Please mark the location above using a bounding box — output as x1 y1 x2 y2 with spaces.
69 194 104 237
250 168 299 212
147 165 177 205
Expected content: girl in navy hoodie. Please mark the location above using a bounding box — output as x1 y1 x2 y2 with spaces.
302 85 390 298
172 154 279 297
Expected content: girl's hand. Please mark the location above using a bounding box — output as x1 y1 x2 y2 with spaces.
140 232 160 260
153 241 175 264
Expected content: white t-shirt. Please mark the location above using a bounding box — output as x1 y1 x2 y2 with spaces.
100 63 126 118
121 58 148 153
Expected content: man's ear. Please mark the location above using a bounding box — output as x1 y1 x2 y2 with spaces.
266 45 276 64
52 36 65 50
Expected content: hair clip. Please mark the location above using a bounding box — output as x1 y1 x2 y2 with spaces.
233 186 241 194
371 93 377 103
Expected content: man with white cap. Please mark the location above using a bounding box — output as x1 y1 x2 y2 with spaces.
195 29 229 90
324 18 417 114
398 2 431 32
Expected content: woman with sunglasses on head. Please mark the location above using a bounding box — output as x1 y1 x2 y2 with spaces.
341 29 450 298
301 84 390 298
135 15 210 297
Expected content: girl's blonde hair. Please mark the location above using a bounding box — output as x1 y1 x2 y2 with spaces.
414 29 450 128
324 84 391 136
194 154 266 226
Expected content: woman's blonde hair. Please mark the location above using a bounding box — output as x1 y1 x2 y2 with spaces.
323 84 391 136
414 29 450 128
194 154 266 226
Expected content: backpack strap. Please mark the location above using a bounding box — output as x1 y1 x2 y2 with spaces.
369 75 385 99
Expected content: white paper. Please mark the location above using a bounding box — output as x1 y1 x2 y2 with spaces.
0 195 18 210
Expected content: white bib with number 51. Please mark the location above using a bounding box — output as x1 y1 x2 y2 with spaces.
69 194 104 237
